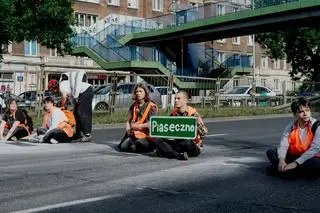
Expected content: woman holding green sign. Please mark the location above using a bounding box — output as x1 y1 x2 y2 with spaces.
118 83 158 153
154 91 208 160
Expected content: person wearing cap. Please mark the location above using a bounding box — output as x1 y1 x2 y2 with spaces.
48 71 93 142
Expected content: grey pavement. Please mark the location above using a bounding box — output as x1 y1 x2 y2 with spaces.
1 116 320 213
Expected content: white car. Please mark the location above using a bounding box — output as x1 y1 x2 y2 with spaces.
220 85 276 106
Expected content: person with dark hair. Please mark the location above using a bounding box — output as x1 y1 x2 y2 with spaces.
266 97 320 179
37 97 74 144
153 91 208 160
118 83 158 153
0 99 30 140
48 71 93 142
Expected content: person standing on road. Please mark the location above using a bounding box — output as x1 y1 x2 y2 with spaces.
0 99 30 140
266 97 320 179
48 71 94 142
153 91 208 160
118 83 158 153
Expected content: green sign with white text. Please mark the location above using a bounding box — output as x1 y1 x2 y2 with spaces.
150 116 197 139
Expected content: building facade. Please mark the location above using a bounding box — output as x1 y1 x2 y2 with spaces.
0 0 294 96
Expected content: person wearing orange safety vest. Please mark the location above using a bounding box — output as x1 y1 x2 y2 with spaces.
37 97 74 144
118 83 158 153
267 97 320 179
0 99 31 141
153 91 208 160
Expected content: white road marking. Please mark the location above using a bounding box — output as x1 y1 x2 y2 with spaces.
9 194 122 213
206 133 227 137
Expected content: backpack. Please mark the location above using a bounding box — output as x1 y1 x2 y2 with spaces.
21 109 34 132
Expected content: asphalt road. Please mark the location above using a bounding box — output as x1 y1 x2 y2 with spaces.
1 116 320 213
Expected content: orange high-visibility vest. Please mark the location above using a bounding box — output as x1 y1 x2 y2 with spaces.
132 102 158 139
288 122 320 157
44 109 74 138
171 106 202 144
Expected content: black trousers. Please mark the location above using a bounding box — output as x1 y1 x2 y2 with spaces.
154 138 201 159
38 128 72 143
267 148 320 178
119 137 155 153
6 127 29 140
74 86 94 138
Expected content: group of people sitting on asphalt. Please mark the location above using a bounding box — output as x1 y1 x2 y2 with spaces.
118 83 208 161
0 71 94 144
0 69 320 178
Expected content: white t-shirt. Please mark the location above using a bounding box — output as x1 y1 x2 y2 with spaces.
59 80 90 98
47 107 67 130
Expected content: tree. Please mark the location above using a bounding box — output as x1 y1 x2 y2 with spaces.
256 27 320 82
0 0 75 57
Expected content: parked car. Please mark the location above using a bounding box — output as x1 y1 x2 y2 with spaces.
92 82 162 111
154 86 178 108
220 85 276 106
154 86 178 96
0 92 29 110
18 90 60 107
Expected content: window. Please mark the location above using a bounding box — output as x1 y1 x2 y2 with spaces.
216 39 226 43
49 48 57 57
261 79 266 87
256 86 270 94
217 52 225 63
248 55 253 67
128 0 138 8
283 59 287 70
274 79 280 91
261 56 268 68
248 35 254 46
77 0 99 3
24 41 38 56
153 0 163 11
75 13 98 27
108 0 120 6
216 5 225 16
233 78 240 86
273 59 281 69
232 37 240 45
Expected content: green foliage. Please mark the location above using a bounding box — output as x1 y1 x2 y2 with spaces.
256 27 320 81
0 0 75 56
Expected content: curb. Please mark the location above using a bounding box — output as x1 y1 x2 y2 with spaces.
92 113 294 130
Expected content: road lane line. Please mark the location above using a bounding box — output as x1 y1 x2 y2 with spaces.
9 194 122 213
206 134 227 137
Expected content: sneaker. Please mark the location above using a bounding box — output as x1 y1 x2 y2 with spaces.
80 135 92 142
177 152 188 161
154 149 163 157
49 138 59 144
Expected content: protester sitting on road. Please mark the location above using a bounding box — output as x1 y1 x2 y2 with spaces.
0 99 31 140
266 97 320 179
118 83 158 153
153 91 208 160
36 97 74 144
48 70 93 142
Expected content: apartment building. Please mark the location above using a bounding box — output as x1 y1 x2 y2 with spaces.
0 0 177 95
0 0 294 95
